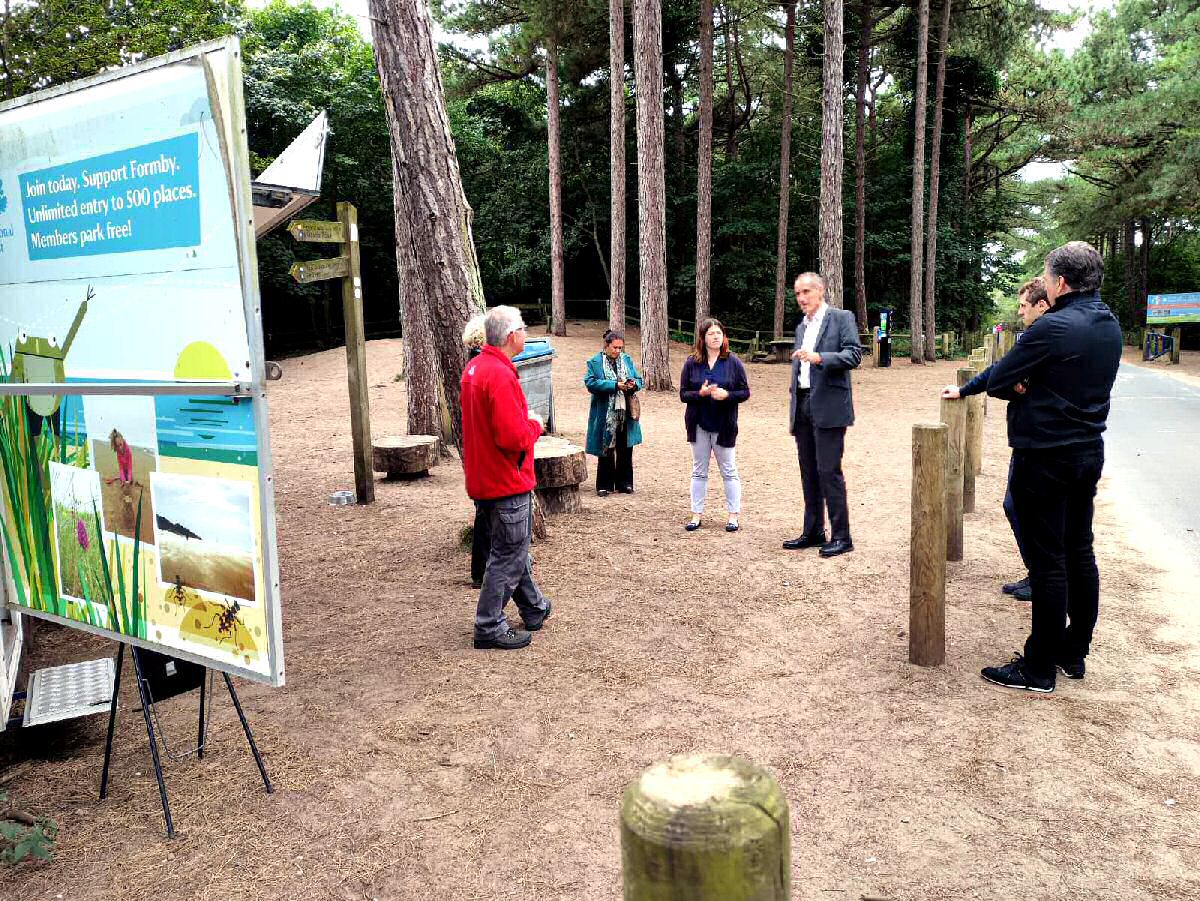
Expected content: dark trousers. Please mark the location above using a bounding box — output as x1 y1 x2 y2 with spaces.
793 392 850 542
1002 455 1029 572
1009 442 1105 678
470 501 492 585
596 423 634 492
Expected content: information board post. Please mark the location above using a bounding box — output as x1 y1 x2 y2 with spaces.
287 203 374 503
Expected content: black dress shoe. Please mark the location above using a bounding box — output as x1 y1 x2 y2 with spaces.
818 538 854 557
782 532 827 550
596 488 610 497
1002 575 1030 595
617 486 635 494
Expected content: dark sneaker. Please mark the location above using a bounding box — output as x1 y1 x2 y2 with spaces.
523 599 552 632
1002 576 1030 595
1012 584 1032 602
473 628 532 650
1056 657 1085 680
981 655 1055 693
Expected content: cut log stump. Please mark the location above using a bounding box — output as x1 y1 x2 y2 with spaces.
533 436 587 514
373 435 440 480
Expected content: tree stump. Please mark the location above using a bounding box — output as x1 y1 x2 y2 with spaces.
372 435 440 480
534 437 587 514
531 493 547 541
621 753 790 900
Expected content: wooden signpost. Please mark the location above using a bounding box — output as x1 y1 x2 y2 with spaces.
288 202 374 504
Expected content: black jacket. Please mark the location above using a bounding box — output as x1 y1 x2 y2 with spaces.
986 289 1123 449
680 354 751 447
788 306 863 430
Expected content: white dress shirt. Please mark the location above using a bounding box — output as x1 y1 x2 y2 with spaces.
798 302 828 389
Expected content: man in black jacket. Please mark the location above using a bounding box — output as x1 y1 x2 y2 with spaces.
783 272 863 558
980 242 1123 693
945 277 1051 601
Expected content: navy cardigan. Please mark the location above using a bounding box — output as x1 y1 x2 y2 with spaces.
679 354 751 447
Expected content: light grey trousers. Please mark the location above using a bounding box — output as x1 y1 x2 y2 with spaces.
474 492 549 639
690 428 742 515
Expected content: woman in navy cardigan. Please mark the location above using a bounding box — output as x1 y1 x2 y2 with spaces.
679 318 751 531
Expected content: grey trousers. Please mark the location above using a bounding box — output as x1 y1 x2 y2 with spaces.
474 492 549 640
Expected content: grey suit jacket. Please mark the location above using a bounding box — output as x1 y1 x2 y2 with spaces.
789 306 863 431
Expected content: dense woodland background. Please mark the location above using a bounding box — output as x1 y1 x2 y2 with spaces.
2 0 1198 354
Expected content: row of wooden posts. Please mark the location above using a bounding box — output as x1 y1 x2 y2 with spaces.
909 332 1011 666
619 333 1022 900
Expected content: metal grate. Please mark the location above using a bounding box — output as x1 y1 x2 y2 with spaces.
23 658 115 728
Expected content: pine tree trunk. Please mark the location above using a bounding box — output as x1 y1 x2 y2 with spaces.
369 0 483 449
922 0 951 362
773 1 797 339
908 0 930 362
1124 218 1136 322
853 0 872 331
1138 218 1151 327
547 41 566 336
722 4 737 160
633 0 673 390
694 0 715 324
820 0 845 308
609 0 627 331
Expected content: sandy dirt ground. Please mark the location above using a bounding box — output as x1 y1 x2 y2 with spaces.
1123 346 1200 389
3 321 1199 900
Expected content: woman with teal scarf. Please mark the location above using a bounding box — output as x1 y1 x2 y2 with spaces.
584 330 644 495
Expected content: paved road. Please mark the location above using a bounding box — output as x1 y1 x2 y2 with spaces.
1104 363 1200 560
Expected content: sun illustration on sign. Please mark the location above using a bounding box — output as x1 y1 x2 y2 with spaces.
174 341 232 381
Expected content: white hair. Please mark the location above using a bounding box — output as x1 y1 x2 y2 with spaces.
484 306 524 347
461 313 487 350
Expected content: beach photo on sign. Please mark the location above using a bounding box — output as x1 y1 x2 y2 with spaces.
49 461 107 624
84 395 157 542
150 472 256 603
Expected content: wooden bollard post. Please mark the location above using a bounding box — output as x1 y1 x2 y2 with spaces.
971 360 986 469
957 368 980 513
940 395 966 562
910 424 947 666
621 754 789 900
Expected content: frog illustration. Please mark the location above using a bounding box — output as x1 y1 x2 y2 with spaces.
11 286 90 437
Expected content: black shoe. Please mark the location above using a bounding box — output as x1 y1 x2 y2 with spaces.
597 488 610 497
1056 657 1085 680
783 532 826 550
819 538 854 558
617 486 635 494
685 519 702 531
470 579 483 590
523 599 552 632
473 628 532 650
1012 584 1032 602
1002 576 1030 595
981 654 1055 693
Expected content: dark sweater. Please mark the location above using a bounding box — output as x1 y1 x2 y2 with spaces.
679 354 750 447
986 289 1123 449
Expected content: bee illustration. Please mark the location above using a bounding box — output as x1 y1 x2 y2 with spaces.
170 575 189 606
205 598 244 644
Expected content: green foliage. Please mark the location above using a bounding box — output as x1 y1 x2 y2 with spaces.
0 792 58 865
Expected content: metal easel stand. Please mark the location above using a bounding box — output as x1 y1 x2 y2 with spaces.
98 643 273 837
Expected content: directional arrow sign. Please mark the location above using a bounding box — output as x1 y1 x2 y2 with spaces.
289 256 350 284
288 219 346 243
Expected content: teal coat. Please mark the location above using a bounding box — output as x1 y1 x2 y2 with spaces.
584 352 644 456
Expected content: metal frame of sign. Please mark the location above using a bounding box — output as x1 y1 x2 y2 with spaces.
0 38 285 686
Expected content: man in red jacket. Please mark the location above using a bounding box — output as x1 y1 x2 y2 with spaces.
462 306 552 650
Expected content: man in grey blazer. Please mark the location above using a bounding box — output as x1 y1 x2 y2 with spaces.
783 272 863 557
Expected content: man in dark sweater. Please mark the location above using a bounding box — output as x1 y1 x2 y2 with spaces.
945 278 1050 601
978 242 1123 693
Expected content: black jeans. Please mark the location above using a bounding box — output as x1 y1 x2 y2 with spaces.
1009 441 1105 678
1002 455 1029 572
470 501 492 585
596 422 634 492
793 392 850 542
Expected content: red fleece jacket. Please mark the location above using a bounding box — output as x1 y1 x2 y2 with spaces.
461 345 543 500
